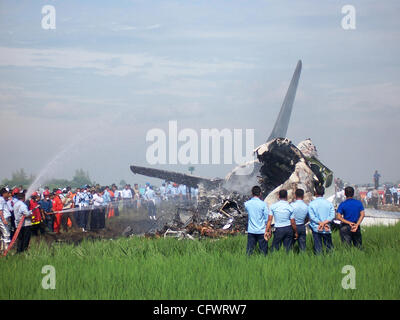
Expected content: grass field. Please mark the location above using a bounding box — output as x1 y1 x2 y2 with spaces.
1 223 399 300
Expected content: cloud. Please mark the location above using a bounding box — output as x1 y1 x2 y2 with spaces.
110 23 161 31
0 46 254 79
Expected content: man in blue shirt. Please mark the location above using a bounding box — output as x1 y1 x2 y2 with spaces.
144 186 157 220
308 185 335 254
290 189 309 252
336 186 365 249
266 189 298 252
244 186 269 256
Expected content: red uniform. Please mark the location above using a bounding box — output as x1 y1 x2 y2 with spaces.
52 195 63 233
29 199 42 225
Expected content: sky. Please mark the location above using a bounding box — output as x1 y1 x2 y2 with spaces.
0 0 399 187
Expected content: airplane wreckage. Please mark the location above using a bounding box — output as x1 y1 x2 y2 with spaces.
130 60 334 238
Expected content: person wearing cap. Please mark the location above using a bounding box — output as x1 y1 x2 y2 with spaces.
39 191 53 232
0 188 12 252
144 185 157 220
29 192 45 236
79 187 91 232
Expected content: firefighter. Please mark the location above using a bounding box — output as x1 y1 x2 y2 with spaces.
29 192 45 235
52 190 64 234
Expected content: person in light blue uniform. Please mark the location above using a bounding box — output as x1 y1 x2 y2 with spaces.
290 189 309 252
266 189 298 252
144 186 157 220
244 186 269 256
308 185 335 254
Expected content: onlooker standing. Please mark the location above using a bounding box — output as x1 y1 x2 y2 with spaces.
0 188 11 251
90 189 105 230
290 188 309 252
133 184 141 211
308 185 335 254
13 193 32 253
112 185 120 217
384 186 392 205
121 185 133 212
371 189 379 209
144 186 157 220
336 186 365 249
266 189 297 252
373 170 381 189
245 186 269 256
390 185 398 206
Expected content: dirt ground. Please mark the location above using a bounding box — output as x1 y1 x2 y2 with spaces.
30 204 179 247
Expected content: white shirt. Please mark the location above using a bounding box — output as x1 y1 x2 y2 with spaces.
14 200 31 227
144 189 156 202
122 189 133 199
93 194 104 207
113 190 121 200
179 185 187 195
0 196 11 219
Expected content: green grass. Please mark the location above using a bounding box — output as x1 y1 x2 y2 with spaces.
1 224 400 300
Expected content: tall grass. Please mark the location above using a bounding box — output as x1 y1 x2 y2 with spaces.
1 224 399 300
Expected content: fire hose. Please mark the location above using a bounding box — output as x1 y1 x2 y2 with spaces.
2 206 40 257
2 199 135 256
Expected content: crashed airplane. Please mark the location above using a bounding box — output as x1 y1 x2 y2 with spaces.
131 60 333 209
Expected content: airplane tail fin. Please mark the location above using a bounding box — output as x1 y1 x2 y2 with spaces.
267 60 302 141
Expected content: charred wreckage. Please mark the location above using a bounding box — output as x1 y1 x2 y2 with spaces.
130 60 333 239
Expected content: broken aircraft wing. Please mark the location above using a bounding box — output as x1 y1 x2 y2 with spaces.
130 165 223 189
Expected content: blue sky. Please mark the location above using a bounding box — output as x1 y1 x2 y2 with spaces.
1 0 399 186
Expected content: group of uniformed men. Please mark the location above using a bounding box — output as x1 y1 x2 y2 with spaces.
245 185 365 255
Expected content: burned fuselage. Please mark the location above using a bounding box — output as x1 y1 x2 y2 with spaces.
223 137 332 206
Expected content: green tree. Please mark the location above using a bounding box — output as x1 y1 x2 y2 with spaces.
70 169 92 188
1 168 35 188
119 179 127 188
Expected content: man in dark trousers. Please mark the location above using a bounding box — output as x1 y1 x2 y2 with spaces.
336 186 365 249
373 170 380 189
13 192 33 253
266 189 298 252
290 188 309 252
244 186 269 256
308 185 335 254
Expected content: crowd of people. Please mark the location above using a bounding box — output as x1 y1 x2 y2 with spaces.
0 182 198 254
245 185 365 255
